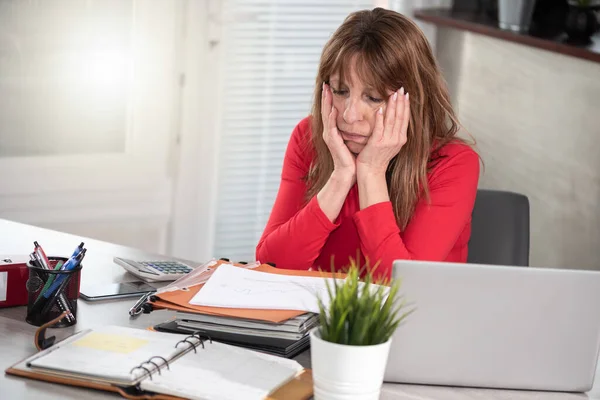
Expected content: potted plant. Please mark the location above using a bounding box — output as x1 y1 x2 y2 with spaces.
310 259 413 400
565 0 599 45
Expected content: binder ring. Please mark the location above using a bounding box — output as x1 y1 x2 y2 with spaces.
190 332 205 349
149 356 170 371
191 331 212 344
144 360 161 375
175 338 198 353
130 365 153 380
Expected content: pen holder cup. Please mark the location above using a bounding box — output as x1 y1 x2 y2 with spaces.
25 257 82 328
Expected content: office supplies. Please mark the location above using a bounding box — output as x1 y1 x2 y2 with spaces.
30 241 76 323
79 281 156 302
0 255 30 308
150 287 304 323
153 319 311 359
385 260 600 392
154 311 319 358
6 325 313 400
41 248 86 300
33 242 51 270
148 261 336 323
189 264 375 313
114 257 195 282
34 260 63 302
128 291 156 317
26 254 83 328
148 262 347 358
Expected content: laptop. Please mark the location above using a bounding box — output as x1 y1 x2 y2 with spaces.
385 260 600 392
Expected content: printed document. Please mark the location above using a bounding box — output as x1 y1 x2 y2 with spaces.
189 264 388 313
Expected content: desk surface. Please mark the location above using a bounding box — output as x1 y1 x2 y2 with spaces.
1 218 599 400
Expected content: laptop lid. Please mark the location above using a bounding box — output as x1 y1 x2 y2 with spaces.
385 260 600 392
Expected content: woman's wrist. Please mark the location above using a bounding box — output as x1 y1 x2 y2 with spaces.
357 166 390 210
331 168 355 189
316 168 355 223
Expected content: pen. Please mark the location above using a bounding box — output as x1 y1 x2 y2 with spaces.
68 242 85 259
34 241 51 270
42 249 86 299
38 274 76 326
129 291 155 317
34 260 63 302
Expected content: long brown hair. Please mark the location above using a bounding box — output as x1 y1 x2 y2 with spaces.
306 7 469 230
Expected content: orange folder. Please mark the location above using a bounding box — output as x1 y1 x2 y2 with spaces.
150 262 343 323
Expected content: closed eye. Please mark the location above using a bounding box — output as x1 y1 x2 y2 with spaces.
368 96 383 103
331 88 348 96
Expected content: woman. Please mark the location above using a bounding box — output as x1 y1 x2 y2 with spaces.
255 8 480 281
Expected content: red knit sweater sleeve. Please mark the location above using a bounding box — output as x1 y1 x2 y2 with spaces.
255 117 338 270
353 144 480 281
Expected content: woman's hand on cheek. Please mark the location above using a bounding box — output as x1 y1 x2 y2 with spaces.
356 87 410 178
322 83 356 184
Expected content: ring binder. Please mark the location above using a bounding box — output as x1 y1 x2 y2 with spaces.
148 356 169 371
191 331 212 343
130 352 176 381
129 365 153 380
175 337 199 353
144 360 162 375
174 331 213 354
191 331 212 349
8 325 313 400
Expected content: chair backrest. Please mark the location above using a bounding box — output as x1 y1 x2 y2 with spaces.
467 189 530 266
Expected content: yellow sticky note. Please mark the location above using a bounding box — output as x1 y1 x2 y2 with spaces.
73 332 149 354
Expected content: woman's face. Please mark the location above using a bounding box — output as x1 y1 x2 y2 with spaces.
329 62 392 154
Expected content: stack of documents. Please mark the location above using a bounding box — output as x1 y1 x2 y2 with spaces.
149 261 355 358
155 312 319 358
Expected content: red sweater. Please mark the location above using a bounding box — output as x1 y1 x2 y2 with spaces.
256 117 480 280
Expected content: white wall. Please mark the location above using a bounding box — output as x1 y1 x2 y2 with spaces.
0 1 190 256
436 27 600 270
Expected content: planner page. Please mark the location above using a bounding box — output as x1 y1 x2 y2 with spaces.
28 325 185 385
140 340 303 400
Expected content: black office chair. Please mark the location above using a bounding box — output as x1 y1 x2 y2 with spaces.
467 189 530 266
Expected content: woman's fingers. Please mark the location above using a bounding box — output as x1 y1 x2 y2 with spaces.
372 105 384 142
322 83 333 131
389 87 403 138
329 102 338 138
383 89 398 139
397 92 410 146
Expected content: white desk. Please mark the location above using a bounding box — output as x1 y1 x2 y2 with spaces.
0 218 598 400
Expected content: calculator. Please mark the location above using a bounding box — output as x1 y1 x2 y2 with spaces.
114 257 194 282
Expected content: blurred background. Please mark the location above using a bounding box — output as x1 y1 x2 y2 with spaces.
0 0 598 270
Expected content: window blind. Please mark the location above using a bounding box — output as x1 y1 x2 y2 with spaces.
212 0 376 262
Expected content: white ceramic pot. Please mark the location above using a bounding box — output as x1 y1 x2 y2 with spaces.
310 327 392 400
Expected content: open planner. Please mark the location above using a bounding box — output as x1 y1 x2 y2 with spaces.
6 325 313 400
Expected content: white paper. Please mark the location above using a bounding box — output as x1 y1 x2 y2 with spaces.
189 264 389 313
0 271 6 302
157 261 260 294
140 340 302 400
29 325 184 384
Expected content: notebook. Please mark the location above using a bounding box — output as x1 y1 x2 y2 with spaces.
6 325 312 400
